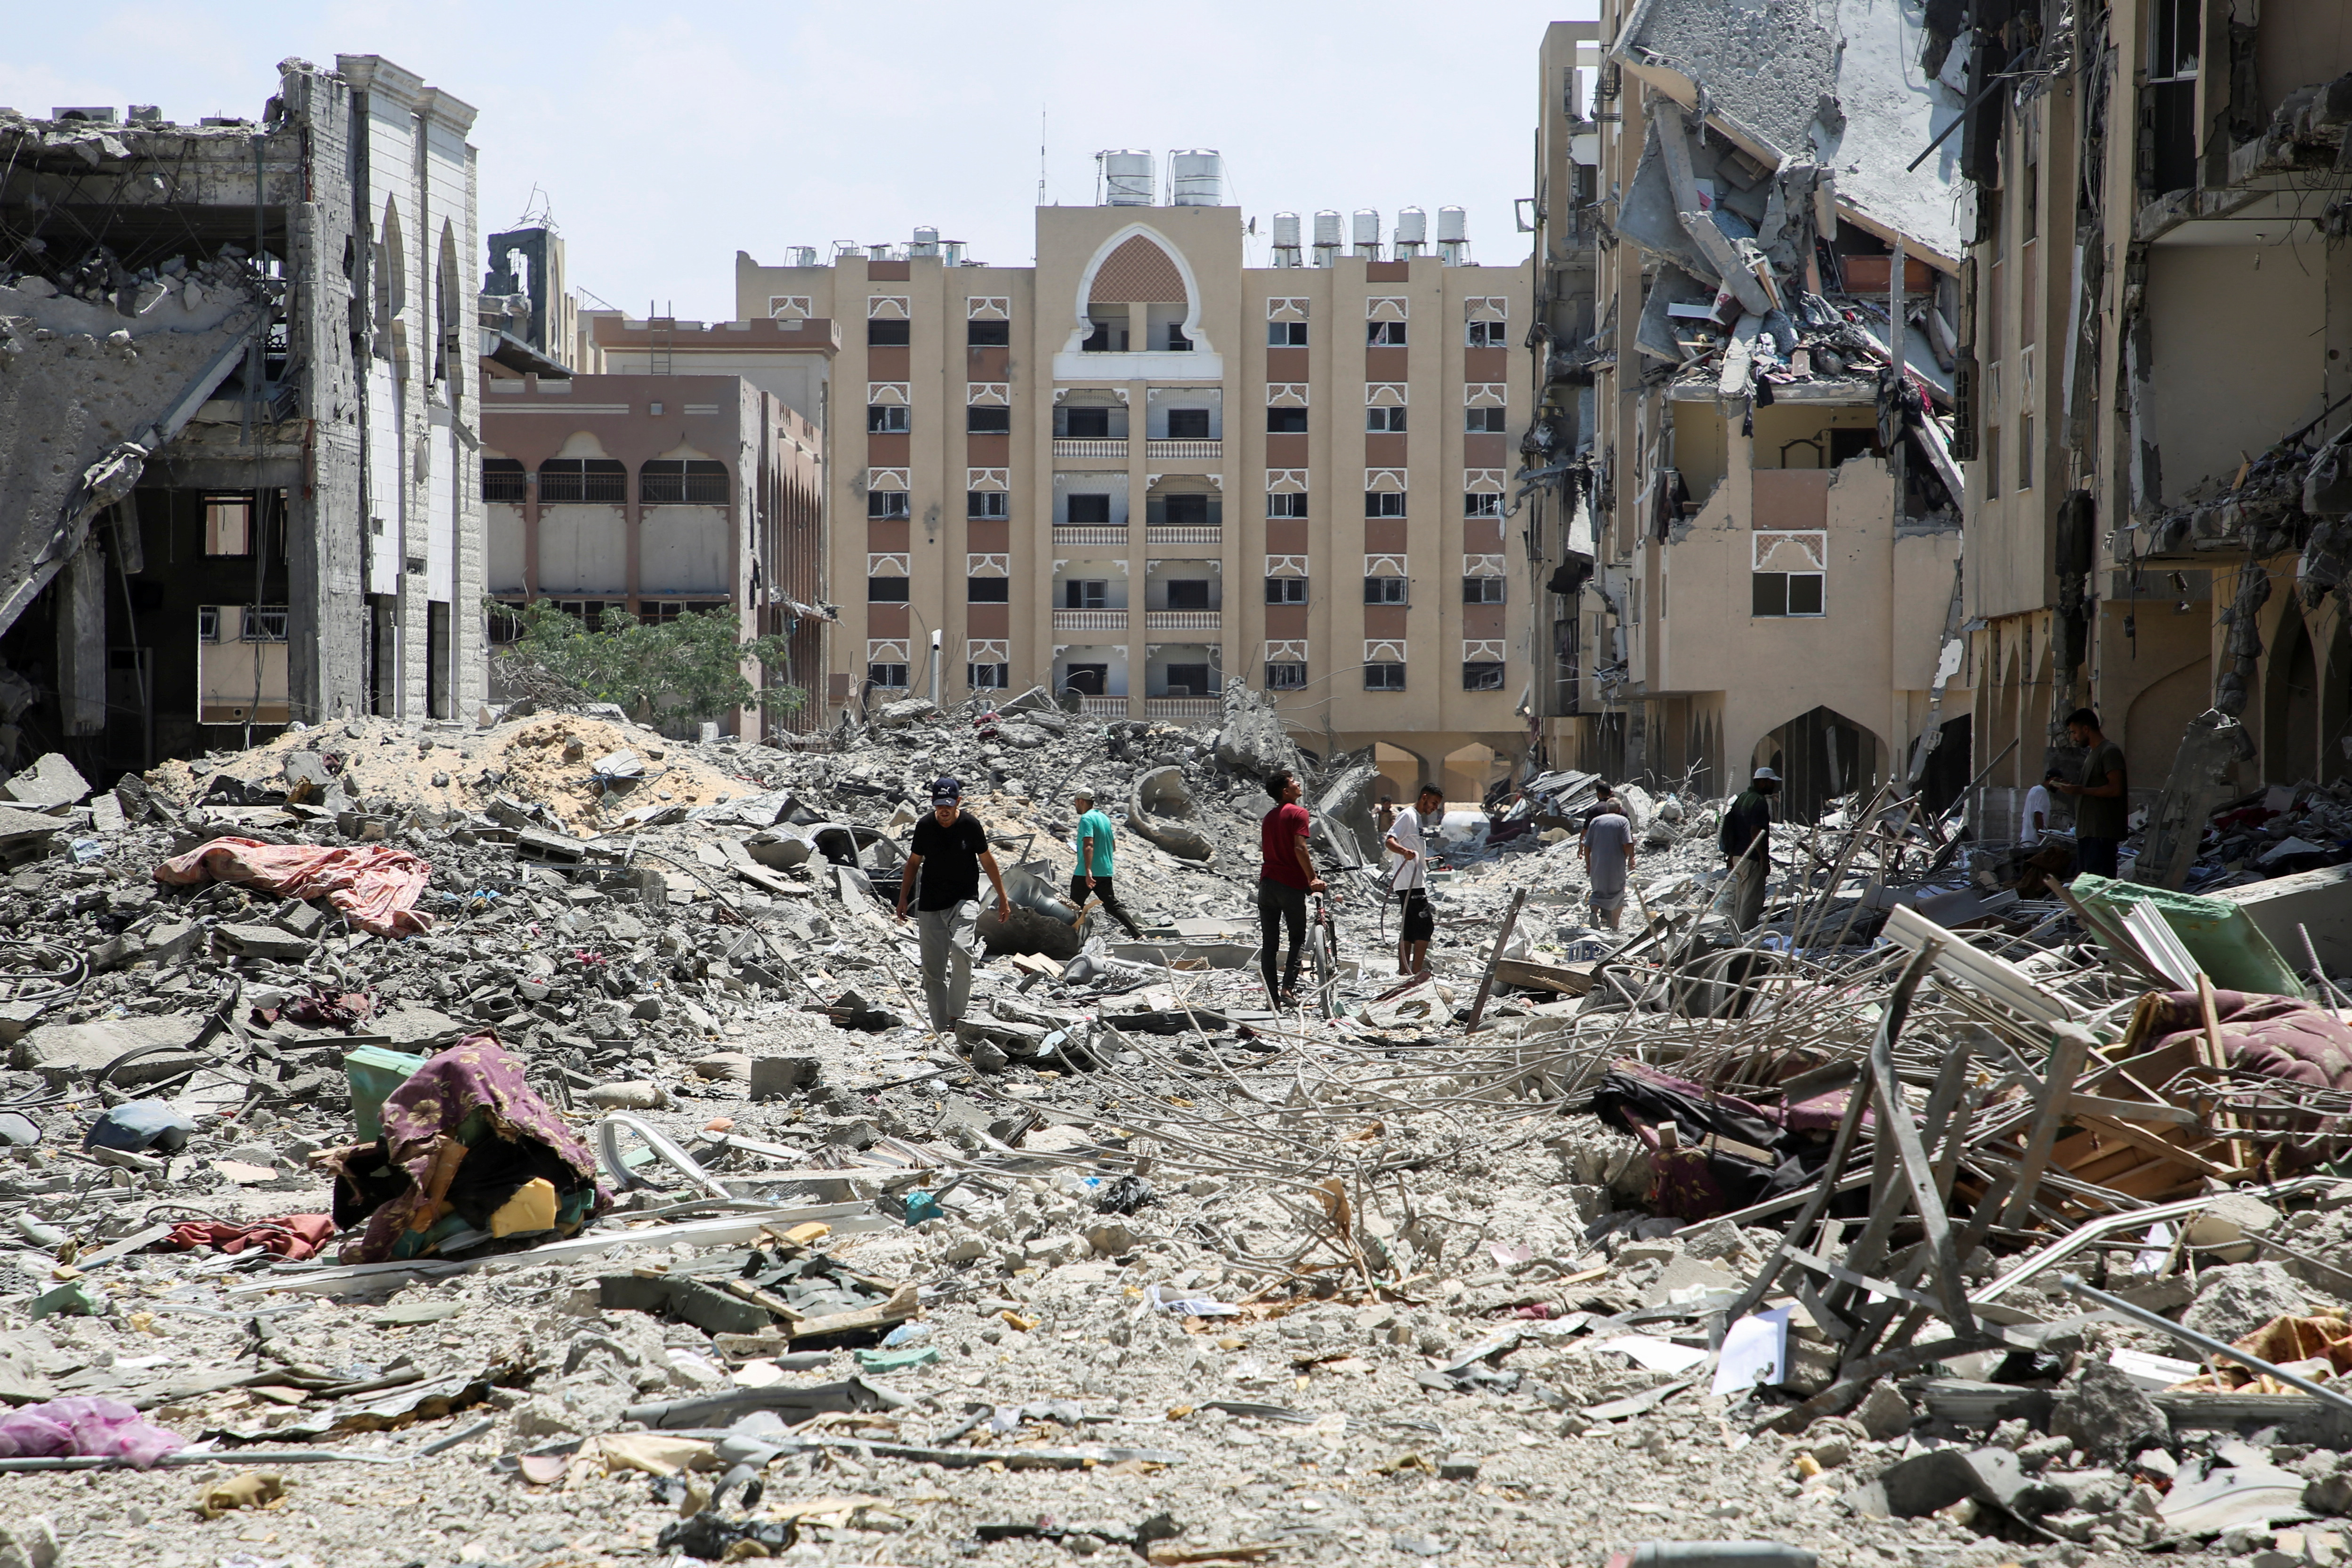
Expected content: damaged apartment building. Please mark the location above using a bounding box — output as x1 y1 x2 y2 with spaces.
1522 3 1976 819
0 54 485 780
1946 0 2352 855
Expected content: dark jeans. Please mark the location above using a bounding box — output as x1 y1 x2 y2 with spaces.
1256 877 1308 997
2076 836 2120 879
1070 872 1144 939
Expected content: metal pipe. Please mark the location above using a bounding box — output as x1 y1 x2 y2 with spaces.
2058 1272 2352 1419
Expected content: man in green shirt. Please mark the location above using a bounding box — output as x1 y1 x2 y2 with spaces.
2055 707 2128 879
1069 786 1144 939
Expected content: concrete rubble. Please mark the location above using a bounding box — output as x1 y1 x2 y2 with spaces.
11 684 2352 1565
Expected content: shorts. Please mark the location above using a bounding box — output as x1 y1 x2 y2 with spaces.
1395 888 1434 942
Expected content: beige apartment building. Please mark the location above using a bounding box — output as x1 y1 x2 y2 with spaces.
735 178 1535 799
1528 7 1975 817
1955 0 2352 846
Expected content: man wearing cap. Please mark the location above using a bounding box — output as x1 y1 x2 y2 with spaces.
895 777 1010 1035
1384 782 1444 977
1069 786 1143 940
1720 766 1780 931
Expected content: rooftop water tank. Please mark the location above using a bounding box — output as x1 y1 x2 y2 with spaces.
1437 206 1467 242
1100 150 1154 206
910 226 940 256
1394 207 1428 252
1169 149 1224 206
1272 211 1301 248
1311 210 1342 266
787 246 818 268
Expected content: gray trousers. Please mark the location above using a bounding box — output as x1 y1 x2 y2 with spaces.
915 900 981 1030
1726 856 1769 931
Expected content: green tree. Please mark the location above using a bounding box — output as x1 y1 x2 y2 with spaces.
488 599 804 725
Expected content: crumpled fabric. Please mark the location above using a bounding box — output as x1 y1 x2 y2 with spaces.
2169 1313 2352 1393
1591 1059 1873 1222
2124 988 2352 1168
153 836 434 938
161 1214 337 1261
331 1032 606 1265
0 1396 186 1468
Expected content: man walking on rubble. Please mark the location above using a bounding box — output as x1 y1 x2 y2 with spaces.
1068 785 1144 940
2055 708 2128 879
1384 782 1444 977
1720 766 1779 930
893 776 1011 1036
1257 768 1325 1004
1580 786 1636 931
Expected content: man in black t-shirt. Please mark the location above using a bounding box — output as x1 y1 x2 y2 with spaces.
894 776 1010 1034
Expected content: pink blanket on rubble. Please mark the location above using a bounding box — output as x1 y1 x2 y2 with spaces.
154 837 434 937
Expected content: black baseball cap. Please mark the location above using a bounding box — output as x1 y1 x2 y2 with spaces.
930 776 963 805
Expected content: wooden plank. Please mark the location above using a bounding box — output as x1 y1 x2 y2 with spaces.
1463 889 1529 1035
2074 1113 2236 1180
1492 957 1596 996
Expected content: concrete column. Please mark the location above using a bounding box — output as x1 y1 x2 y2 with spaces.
54 541 105 736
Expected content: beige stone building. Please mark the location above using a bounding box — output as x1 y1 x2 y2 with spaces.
1528 7 1976 818
1954 0 2352 846
736 178 1536 800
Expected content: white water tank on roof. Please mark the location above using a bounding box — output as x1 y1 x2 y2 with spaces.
1352 209 1381 251
910 226 940 256
1100 150 1154 206
1272 211 1301 248
1169 149 1224 206
1437 206 1467 242
787 246 817 267
1394 207 1428 254
1311 210 1342 267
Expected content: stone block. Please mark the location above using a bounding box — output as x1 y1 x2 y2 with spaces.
12 1013 207 1087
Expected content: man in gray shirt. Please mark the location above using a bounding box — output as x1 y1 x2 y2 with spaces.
1580 791 1636 931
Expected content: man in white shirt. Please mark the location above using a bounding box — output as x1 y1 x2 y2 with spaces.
1384 783 1444 978
2021 772 2057 846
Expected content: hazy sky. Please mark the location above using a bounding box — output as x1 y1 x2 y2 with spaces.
2 1 1597 320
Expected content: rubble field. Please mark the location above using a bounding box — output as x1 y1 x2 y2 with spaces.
8 686 2352 1568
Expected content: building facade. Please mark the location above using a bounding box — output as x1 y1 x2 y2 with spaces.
478 370 828 736
1954 0 2352 847
0 54 484 776
736 185 1535 795
1529 1 1975 816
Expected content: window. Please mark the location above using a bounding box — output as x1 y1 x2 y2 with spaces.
242 605 290 642
1364 663 1407 691
968 577 1009 603
640 460 727 504
867 319 909 347
1162 663 1212 697
867 404 911 433
1467 320 1510 348
1366 491 1406 517
481 459 525 502
1464 492 1503 517
1985 427 2002 499
1164 580 1212 611
1463 576 1505 604
197 605 221 643
867 490 911 519
968 490 1009 520
638 599 728 624
1165 407 1211 439
1266 407 1309 434
539 459 627 503
1367 321 1408 347
487 602 527 645
867 575 909 603
1066 493 1112 525
967 320 1009 347
2019 415 2034 491
1160 493 1216 527
867 662 910 688
1266 576 1308 605
1462 661 1506 690
968 662 1009 689
1266 662 1308 689
1081 317 1126 353
1267 492 1308 518
1165 323 1193 352
1064 580 1110 609
1268 321 1308 347
966 405 1010 435
204 497 252 554
1751 571 1826 617
1061 663 1108 696
1364 576 1409 606
1059 405 1115 439
1366 406 1407 433
1465 407 1507 434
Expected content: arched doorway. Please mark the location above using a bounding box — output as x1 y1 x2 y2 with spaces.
1372 742 1426 811
2266 604 2319 786
1918 713 1973 816
1753 707 1883 822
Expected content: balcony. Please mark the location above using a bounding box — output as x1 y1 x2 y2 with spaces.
1076 695 1132 718
1145 525 1221 548
1145 609 1221 632
1053 525 1129 549
1052 438 1128 460
1145 696 1220 721
1052 608 1129 633
1145 438 1222 461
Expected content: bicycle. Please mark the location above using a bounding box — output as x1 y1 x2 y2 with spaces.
1304 891 1340 1019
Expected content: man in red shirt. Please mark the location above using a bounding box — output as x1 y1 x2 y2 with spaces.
1256 768 1324 1004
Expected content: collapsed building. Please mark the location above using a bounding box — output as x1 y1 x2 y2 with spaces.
1524 4 1976 819
0 55 485 782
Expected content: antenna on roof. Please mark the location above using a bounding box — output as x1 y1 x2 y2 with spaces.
1037 106 1047 207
